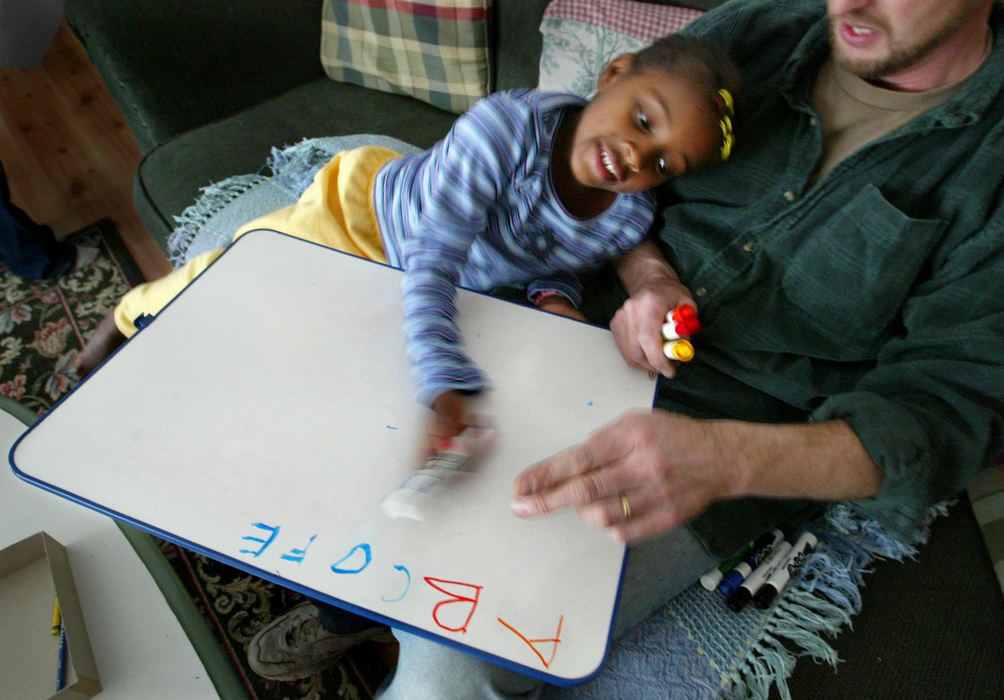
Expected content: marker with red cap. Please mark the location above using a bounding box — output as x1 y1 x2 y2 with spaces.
662 304 701 340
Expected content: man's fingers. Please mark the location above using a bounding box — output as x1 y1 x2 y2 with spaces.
511 428 634 515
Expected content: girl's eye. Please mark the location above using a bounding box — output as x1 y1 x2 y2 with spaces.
637 110 651 131
656 156 667 176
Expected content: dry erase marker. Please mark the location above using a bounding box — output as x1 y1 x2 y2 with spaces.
51 597 61 635
663 338 695 362
753 531 818 609
666 304 701 337
726 540 792 612
700 542 753 591
717 528 783 597
381 424 494 521
56 623 67 691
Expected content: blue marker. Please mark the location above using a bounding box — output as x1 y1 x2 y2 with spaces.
716 528 783 597
57 623 67 690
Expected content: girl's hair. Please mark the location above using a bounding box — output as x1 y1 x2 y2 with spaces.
630 33 741 161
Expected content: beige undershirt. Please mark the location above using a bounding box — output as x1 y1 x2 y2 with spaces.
811 57 975 182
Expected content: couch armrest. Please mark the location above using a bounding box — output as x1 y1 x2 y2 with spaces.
66 0 326 153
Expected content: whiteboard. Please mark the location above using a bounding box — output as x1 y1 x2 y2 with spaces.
11 230 656 684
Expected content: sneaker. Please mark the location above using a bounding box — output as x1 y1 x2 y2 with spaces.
246 602 395 681
71 244 99 271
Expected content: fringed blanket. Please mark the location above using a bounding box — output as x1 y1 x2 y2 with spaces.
166 137 947 699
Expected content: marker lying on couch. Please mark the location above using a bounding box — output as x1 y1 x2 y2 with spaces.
726 539 792 612
716 528 783 597
753 531 818 609
700 540 754 591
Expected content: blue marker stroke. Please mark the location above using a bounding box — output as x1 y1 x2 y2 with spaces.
331 543 373 574
381 564 412 602
239 522 280 558
280 534 318 563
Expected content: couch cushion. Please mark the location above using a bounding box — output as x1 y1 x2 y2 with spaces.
538 0 703 97
135 78 457 250
320 0 492 114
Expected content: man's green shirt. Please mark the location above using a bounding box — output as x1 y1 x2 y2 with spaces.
585 0 1004 553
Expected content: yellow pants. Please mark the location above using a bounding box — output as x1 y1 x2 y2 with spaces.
115 146 399 336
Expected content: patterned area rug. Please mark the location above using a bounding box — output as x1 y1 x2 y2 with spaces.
1 219 142 414
1 219 395 699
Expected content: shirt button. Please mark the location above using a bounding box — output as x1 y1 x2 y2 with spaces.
783 190 796 202
809 116 818 126
695 286 708 297
742 241 755 252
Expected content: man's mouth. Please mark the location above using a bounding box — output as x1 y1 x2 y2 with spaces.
839 19 882 46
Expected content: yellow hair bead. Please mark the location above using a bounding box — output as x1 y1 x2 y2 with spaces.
717 88 735 161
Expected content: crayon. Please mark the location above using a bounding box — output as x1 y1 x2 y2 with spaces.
753 531 818 609
726 540 792 612
700 541 753 591
717 528 783 597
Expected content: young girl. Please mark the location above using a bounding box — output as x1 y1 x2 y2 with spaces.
77 33 739 450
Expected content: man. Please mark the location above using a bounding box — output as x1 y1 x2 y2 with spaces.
251 1 1004 696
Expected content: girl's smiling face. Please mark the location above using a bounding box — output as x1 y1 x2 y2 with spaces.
570 55 721 195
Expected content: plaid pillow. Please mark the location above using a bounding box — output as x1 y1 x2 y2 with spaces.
321 0 492 114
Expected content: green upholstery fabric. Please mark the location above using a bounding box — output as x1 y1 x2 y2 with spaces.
65 0 326 153
67 0 726 252
135 79 457 247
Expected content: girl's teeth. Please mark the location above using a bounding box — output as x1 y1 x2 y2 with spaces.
601 150 616 177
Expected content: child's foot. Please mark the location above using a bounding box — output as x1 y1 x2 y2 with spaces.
73 311 126 378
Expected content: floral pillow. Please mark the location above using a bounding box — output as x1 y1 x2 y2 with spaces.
539 0 703 98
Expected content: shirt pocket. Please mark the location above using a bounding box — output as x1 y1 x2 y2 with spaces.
779 184 945 353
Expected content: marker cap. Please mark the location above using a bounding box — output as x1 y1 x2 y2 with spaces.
700 567 724 591
663 339 695 362
717 566 747 596
726 586 752 612
753 583 779 609
667 304 701 335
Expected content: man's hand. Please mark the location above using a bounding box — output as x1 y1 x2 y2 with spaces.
611 241 697 378
510 410 884 544
610 281 696 378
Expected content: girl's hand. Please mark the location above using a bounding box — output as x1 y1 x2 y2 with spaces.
536 294 588 321
424 390 472 459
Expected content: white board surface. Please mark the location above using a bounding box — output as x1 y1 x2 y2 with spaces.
11 230 656 684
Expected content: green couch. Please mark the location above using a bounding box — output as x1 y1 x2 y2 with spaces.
65 0 721 253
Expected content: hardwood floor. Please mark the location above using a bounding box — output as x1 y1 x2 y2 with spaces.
0 21 170 281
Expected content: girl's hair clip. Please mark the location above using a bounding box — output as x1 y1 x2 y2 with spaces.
716 88 735 161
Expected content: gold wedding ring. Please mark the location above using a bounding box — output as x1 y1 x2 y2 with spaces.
620 492 632 521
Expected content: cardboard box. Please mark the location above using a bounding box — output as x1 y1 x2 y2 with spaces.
0 532 101 698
